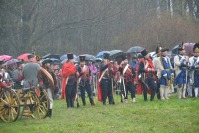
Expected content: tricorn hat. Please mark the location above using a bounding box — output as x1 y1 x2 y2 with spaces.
67 53 74 60
161 48 169 53
103 53 110 59
193 43 199 53
178 42 185 51
79 55 86 62
141 49 148 57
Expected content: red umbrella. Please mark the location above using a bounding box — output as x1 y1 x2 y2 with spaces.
0 55 12 61
17 53 37 62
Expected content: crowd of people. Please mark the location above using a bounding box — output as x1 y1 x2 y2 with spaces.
0 42 199 118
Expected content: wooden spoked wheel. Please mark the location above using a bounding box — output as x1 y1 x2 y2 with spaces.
0 88 20 122
31 88 49 119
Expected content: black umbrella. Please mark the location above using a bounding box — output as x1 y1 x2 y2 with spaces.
83 54 96 61
42 54 60 60
50 58 60 65
127 46 144 53
109 50 125 60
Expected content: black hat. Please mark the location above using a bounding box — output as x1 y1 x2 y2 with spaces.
79 55 86 62
193 43 199 53
141 49 148 57
178 42 185 51
17 60 23 65
155 45 162 54
28 54 34 59
103 53 110 59
0 59 4 65
161 48 169 52
42 59 52 64
122 55 128 60
67 53 74 59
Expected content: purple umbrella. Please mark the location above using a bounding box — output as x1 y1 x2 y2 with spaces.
6 59 19 67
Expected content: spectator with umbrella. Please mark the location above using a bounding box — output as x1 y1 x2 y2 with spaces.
22 54 40 88
12 60 24 90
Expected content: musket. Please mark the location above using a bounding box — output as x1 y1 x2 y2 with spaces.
138 73 150 90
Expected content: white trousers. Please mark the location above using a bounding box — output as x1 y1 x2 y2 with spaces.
47 88 53 109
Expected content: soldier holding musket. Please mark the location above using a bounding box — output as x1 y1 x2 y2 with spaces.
188 43 199 97
157 48 174 100
119 56 136 102
38 59 57 117
174 43 189 99
139 49 157 101
77 55 95 106
153 45 162 100
98 53 115 105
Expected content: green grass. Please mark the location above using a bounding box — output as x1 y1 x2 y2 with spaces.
1 94 199 133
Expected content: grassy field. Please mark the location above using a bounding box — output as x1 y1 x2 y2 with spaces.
1 94 199 133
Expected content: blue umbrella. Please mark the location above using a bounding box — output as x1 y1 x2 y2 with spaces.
96 51 110 59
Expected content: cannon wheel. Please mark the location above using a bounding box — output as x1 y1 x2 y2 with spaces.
0 88 20 122
31 88 49 119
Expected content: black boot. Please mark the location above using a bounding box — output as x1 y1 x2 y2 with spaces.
48 109 52 118
89 98 95 106
82 98 86 106
66 99 70 108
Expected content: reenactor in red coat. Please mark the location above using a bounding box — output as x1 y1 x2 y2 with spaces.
139 49 157 101
77 55 95 106
119 56 136 102
61 53 77 108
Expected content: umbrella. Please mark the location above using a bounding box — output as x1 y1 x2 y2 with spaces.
95 58 102 62
172 43 195 55
126 46 144 53
0 55 12 61
60 54 67 61
184 43 195 55
61 55 79 64
42 54 60 60
50 58 60 65
17 53 37 62
6 59 19 67
96 51 110 59
60 54 79 61
109 50 125 60
83 54 96 61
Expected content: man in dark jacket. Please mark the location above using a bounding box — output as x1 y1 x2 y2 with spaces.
38 58 57 117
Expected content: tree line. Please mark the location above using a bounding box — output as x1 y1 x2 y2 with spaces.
0 0 199 57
